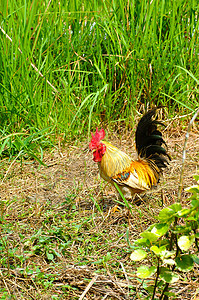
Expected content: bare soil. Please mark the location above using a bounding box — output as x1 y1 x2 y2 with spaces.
0 122 198 299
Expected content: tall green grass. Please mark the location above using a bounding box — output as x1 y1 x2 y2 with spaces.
0 0 198 154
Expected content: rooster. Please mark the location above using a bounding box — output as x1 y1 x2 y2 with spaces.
89 108 171 200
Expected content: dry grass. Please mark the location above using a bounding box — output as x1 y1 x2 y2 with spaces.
0 121 199 299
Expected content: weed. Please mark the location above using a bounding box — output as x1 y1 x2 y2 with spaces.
130 173 199 299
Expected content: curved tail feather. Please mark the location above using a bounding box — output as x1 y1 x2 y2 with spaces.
135 108 171 173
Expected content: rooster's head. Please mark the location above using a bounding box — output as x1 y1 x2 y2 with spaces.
89 128 106 162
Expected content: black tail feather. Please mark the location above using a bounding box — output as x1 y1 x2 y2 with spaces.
135 108 171 172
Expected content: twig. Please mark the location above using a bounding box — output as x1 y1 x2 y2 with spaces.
79 275 98 300
120 262 130 298
177 107 199 202
0 269 11 296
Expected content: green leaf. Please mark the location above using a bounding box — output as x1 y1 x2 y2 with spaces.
46 252 54 261
192 255 199 265
164 292 178 297
162 258 175 265
193 174 199 183
145 285 156 293
0 137 10 155
177 208 190 217
187 216 198 221
175 255 194 272
134 238 150 246
158 207 176 222
173 225 192 234
160 250 175 259
150 245 166 256
177 235 195 251
150 223 170 237
169 203 182 212
185 185 199 194
27 151 47 166
140 232 159 242
137 266 156 279
158 239 170 248
52 249 62 258
191 199 199 208
130 249 147 261
159 267 179 283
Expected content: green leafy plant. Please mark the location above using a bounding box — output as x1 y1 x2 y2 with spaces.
130 173 199 299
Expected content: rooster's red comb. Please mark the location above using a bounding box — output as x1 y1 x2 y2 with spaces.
89 128 105 150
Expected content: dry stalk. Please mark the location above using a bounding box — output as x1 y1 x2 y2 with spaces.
79 275 98 300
